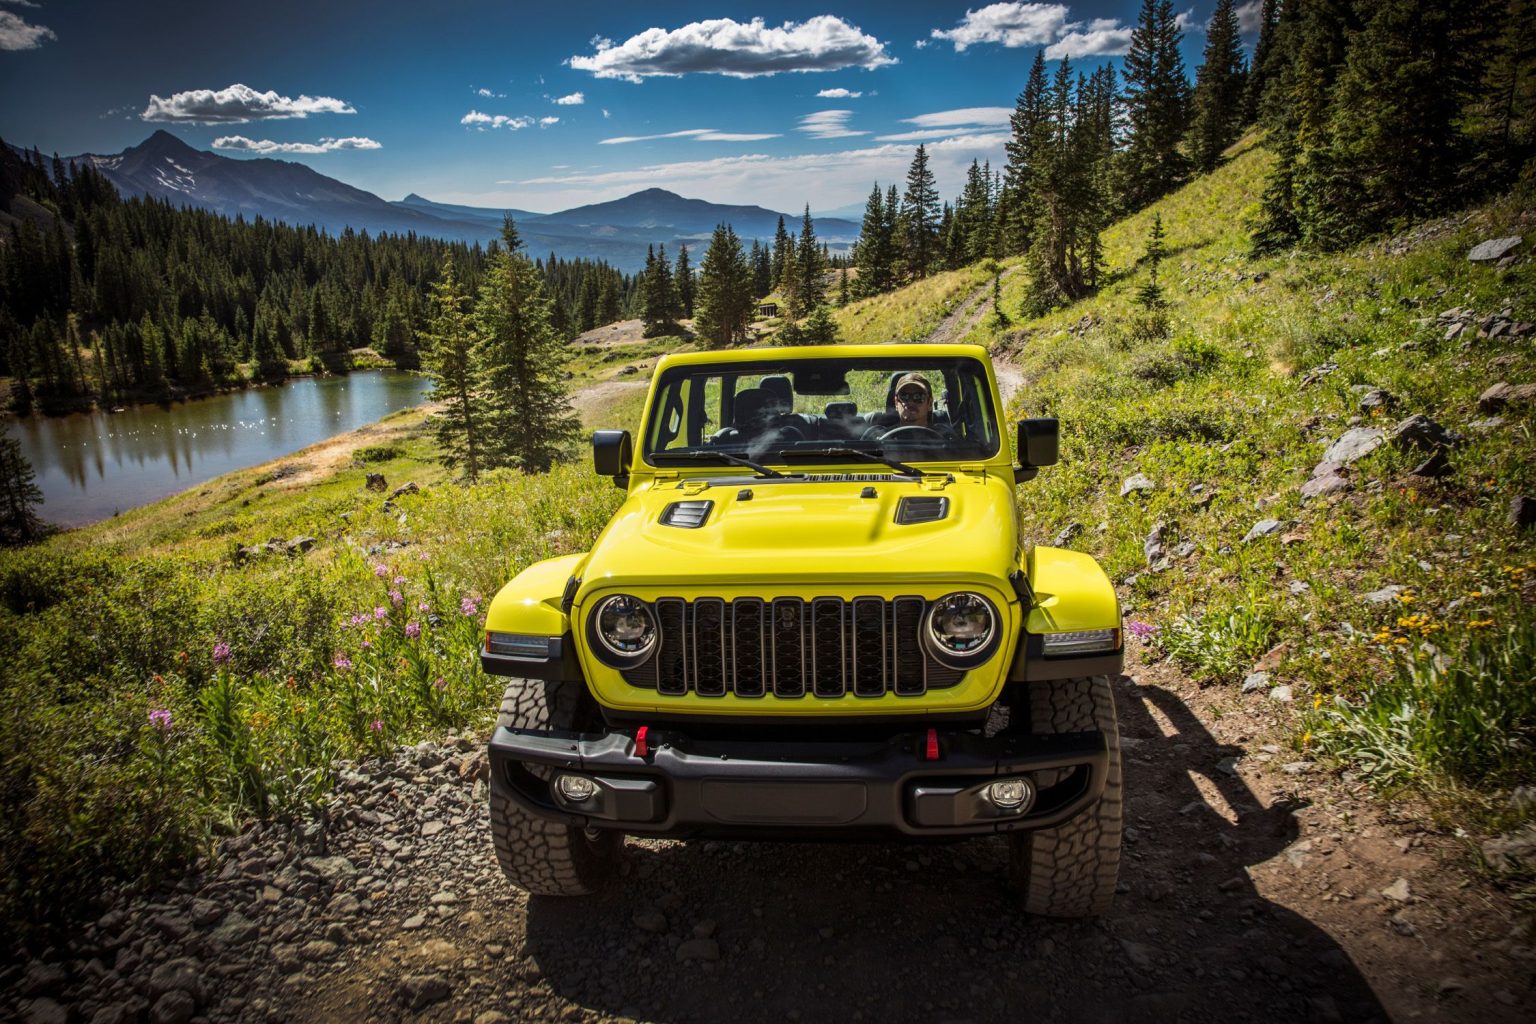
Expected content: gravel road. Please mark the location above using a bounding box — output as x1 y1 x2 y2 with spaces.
8 644 1531 1024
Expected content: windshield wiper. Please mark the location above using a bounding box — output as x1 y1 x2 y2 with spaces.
777 446 930 477
651 450 790 479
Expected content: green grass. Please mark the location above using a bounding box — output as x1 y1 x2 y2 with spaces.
835 264 994 343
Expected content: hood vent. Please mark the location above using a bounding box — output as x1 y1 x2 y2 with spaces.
660 499 714 529
895 496 949 525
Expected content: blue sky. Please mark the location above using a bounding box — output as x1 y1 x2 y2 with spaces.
0 1 1259 215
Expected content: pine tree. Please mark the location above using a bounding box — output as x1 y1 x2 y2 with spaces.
1188 0 1248 174
674 244 695 319
988 274 1010 330
0 435 44 545
770 216 792 293
1473 0 1536 179
800 303 841 344
1136 213 1169 309
789 206 825 318
900 145 940 279
424 257 484 482
1243 0 1283 123
852 184 895 298
694 224 753 348
1004 50 1053 257
1121 0 1191 208
640 244 681 337
472 219 579 474
837 266 850 307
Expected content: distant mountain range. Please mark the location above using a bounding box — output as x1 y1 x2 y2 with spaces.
49 131 857 273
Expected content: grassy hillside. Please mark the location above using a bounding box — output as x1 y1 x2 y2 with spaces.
956 135 1534 835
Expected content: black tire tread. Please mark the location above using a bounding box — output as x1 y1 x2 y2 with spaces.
1010 674 1123 917
488 680 620 897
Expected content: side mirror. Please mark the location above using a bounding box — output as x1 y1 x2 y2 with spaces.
1015 418 1059 483
592 430 633 487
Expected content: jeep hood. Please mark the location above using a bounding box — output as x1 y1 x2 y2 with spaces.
579 474 1019 590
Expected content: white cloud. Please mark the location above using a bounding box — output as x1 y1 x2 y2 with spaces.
817 88 862 99
488 133 1009 214
461 110 535 130
0 1 41 7
903 107 1012 129
602 108 611 118
212 135 381 155
142 84 354 124
930 3 1071 52
539 116 560 127
1235 1 1263 33
913 39 928 50
553 92 585 105
568 15 895 82
600 128 781 145
475 87 506 98
798 109 866 140
0 7 54 50
1045 18 1133 59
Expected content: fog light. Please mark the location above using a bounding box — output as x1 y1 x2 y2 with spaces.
983 778 1033 811
555 774 598 802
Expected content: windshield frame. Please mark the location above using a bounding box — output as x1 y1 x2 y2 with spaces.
639 355 1003 468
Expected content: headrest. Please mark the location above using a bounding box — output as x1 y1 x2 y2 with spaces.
732 388 770 428
759 375 793 410
824 401 857 420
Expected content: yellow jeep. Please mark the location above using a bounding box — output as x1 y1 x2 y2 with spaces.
482 343 1123 916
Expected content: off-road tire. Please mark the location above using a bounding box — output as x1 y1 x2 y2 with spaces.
1009 674 1123 917
489 679 621 896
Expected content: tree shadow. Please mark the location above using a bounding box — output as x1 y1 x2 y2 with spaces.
521 676 1389 1023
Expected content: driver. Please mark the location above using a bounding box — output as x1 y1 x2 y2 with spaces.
887 372 952 436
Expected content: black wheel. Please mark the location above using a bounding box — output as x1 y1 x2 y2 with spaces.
1008 675 1122 917
489 679 622 896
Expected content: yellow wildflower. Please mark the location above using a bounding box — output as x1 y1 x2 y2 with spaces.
1302 731 1313 746
1393 637 1409 645
1468 619 1494 629
1312 693 1323 709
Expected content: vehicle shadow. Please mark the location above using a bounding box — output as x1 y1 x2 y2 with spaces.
520 676 1390 1023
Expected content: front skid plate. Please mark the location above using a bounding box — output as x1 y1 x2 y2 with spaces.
488 727 1108 838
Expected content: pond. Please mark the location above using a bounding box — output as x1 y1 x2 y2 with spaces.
4 372 433 527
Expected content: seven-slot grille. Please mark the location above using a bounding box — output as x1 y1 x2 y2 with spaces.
612 596 965 698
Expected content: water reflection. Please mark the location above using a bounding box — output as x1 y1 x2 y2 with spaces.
4 372 431 527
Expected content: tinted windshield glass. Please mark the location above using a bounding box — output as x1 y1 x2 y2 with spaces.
642 356 1001 463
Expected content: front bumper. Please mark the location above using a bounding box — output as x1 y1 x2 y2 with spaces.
488 725 1109 839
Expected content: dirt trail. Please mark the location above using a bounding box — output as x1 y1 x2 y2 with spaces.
926 266 1023 347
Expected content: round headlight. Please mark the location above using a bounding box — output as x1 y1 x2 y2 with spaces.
927 592 995 654
593 595 657 660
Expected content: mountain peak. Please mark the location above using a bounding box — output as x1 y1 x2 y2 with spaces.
629 187 684 200
137 130 198 154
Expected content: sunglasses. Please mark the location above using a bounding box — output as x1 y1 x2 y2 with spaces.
895 390 929 403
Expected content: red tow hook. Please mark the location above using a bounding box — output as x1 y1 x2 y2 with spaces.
634 725 650 759
923 727 940 761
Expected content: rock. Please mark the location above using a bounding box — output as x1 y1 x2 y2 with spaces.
632 907 668 933
476 1013 511 1024
1120 473 1155 497
327 892 361 916
1242 518 1285 543
300 940 339 960
149 990 196 1024
421 820 446 838
1382 877 1412 902
304 855 357 883
389 481 420 498
1173 541 1197 559
90 1006 129 1024
1254 641 1291 672
365 472 388 492
1364 585 1406 604
1409 449 1452 479
1482 826 1536 874
1119 939 1153 968
1357 388 1395 413
1241 672 1270 694
1387 414 1461 452
22 998 67 1024
619 364 639 376
1301 467 1351 500
1467 236 1523 262
189 898 223 927
402 914 426 930
399 974 452 1011
1217 756 1241 776
1053 522 1083 546
693 919 718 938
675 938 720 962
1269 685 1294 702
19 962 67 997
1143 521 1168 565
1289 580 1310 595
286 535 316 554
211 911 258 946
1510 496 1536 528
1322 428 1384 465
1470 416 1505 432
148 959 202 1001
1308 995 1344 1023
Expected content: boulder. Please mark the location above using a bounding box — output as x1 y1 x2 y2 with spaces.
365 472 387 492
1242 518 1285 543
389 481 420 499
1511 495 1536 529
1322 428 1384 465
1467 236 1523 262
1120 473 1155 497
1143 521 1169 565
1387 414 1460 452
1477 381 1536 413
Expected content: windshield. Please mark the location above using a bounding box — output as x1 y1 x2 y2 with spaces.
642 356 1001 465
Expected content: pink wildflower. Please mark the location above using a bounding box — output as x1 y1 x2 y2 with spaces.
460 596 480 617
393 575 408 587
405 622 421 640
369 718 383 734
374 606 388 620
148 708 173 732
433 677 447 691
389 589 404 606
373 564 388 578
212 641 231 665
418 601 431 612
333 654 353 671
360 639 372 650
1125 620 1158 640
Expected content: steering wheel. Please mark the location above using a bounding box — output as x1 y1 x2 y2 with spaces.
878 425 943 441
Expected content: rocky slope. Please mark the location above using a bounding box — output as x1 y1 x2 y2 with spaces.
7 649 1532 1024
